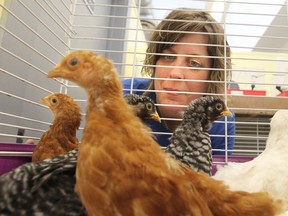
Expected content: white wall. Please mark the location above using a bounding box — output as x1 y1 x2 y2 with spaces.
0 0 129 142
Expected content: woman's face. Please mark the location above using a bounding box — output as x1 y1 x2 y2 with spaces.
154 33 212 118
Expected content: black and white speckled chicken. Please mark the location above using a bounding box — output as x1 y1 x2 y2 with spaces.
165 96 232 176
0 148 85 216
124 94 160 123
0 94 160 216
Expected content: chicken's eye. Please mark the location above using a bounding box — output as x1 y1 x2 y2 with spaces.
51 98 58 104
69 58 78 66
146 103 153 111
215 103 223 111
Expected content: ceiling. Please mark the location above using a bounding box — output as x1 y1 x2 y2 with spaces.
140 0 288 53
254 4 288 53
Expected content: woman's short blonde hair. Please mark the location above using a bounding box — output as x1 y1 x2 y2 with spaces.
142 8 232 95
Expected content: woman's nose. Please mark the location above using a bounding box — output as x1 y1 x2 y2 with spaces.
168 61 185 79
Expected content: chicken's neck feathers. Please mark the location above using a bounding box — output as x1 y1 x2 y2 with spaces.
84 87 156 146
170 104 212 151
86 85 126 120
265 124 288 150
50 115 79 136
180 105 211 133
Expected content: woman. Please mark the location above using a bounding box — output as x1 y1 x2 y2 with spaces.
123 8 235 155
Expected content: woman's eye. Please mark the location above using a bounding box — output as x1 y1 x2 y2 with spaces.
189 60 201 68
162 55 175 61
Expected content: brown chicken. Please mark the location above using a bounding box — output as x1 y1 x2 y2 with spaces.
47 50 282 216
32 93 81 162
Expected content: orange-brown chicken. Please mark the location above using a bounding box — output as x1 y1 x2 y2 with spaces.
32 93 82 162
47 50 282 216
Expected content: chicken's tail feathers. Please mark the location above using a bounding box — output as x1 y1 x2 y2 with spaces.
214 191 283 216
205 182 283 216
184 170 283 216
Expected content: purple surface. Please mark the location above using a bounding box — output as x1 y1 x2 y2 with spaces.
0 142 36 151
0 142 36 175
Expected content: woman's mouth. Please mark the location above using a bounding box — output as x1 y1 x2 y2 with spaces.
163 88 182 96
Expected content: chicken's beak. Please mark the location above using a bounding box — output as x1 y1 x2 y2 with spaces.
47 64 68 79
47 69 61 79
220 108 233 117
40 96 49 106
149 112 161 123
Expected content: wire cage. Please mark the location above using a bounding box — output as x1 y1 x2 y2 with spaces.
1 0 288 174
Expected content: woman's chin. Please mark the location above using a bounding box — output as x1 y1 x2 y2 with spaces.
158 105 186 119
157 94 191 117
159 96 188 107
